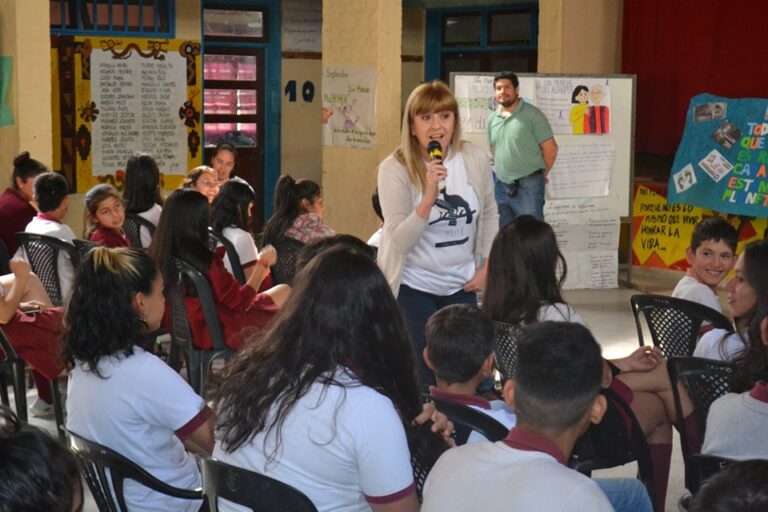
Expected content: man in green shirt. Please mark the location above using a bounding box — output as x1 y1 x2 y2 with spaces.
488 73 558 227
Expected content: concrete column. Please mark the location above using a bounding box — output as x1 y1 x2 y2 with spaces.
321 0 402 239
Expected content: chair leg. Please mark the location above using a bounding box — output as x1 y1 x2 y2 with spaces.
13 362 28 422
0 373 9 406
50 378 65 442
188 351 202 396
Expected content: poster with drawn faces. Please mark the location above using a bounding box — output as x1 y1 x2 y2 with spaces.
534 78 612 135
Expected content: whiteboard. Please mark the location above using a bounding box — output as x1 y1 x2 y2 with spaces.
450 73 636 218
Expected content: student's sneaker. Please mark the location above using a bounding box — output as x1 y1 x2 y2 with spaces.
30 397 54 418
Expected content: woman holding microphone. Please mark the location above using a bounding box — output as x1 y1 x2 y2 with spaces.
377 81 498 387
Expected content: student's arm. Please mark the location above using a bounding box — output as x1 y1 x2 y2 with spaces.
540 138 558 179
371 494 419 512
181 414 215 456
0 259 31 323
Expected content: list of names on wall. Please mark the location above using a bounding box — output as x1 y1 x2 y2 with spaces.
91 50 188 175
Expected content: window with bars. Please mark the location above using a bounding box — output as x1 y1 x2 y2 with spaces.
50 0 173 35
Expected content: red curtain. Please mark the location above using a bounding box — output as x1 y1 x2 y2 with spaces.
622 0 768 155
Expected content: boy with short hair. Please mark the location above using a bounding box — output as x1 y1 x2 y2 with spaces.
423 303 516 442
672 217 738 313
422 322 614 511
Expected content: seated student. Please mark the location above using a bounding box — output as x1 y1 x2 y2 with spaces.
63 247 211 512
0 152 48 255
672 217 737 314
694 239 766 361
23 172 76 301
124 152 163 248
210 178 275 286
183 165 219 204
262 175 335 246
84 184 130 248
0 406 83 512
422 322 651 512
423 303 516 443
0 258 63 417
367 188 383 248
149 188 289 350
688 460 768 512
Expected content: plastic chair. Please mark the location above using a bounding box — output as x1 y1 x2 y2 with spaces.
16 232 80 306
493 321 523 382
208 227 247 285
123 213 156 249
166 257 235 395
201 457 318 512
66 429 203 512
631 294 733 358
0 237 10 275
0 326 27 422
73 239 98 261
667 356 733 488
424 394 509 445
271 237 305 285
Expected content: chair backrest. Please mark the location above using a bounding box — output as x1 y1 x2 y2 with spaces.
0 326 27 422
208 228 247 284
16 232 79 306
685 454 737 496
424 395 509 445
631 294 733 358
0 236 10 275
174 257 228 351
123 213 156 249
66 429 203 512
72 239 98 261
493 321 523 382
201 457 318 512
271 237 305 285
667 356 733 466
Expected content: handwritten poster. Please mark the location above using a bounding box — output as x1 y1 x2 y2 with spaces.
90 49 188 175
668 93 768 217
454 75 495 134
535 77 612 135
282 0 322 52
546 141 615 198
545 200 620 289
0 57 13 126
321 66 377 149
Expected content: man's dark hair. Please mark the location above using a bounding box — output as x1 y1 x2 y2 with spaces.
690 460 768 512
493 72 519 88
514 322 603 431
691 217 738 253
34 172 68 213
425 304 494 384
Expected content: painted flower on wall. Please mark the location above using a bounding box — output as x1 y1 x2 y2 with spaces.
188 129 200 158
76 125 91 161
179 101 200 128
79 101 99 122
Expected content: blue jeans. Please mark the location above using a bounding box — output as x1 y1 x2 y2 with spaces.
595 478 653 512
495 170 545 228
397 285 477 388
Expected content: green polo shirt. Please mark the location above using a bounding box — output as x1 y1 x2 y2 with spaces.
487 100 554 183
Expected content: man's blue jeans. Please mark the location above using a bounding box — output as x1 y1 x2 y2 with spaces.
595 478 653 512
495 170 545 228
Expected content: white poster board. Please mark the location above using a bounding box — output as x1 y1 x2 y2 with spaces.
321 66 377 149
282 0 322 52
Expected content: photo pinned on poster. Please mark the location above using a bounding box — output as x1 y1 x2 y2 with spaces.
693 102 727 123
672 164 697 194
711 121 742 150
698 149 733 182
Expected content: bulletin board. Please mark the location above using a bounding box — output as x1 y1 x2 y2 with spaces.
69 36 203 193
451 73 636 289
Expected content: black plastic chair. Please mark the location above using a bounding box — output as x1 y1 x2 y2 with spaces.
493 321 523 382
271 237 305 285
0 237 10 275
123 213 156 249
208 227 247 285
73 238 98 261
66 429 203 512
424 394 509 445
166 257 235 395
0 326 27 422
668 356 733 488
631 294 734 359
201 457 318 512
16 232 80 306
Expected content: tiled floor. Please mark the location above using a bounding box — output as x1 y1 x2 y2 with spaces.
17 285 689 511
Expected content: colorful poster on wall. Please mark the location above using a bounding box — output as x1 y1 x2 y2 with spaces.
632 183 766 270
454 74 495 134
0 57 13 127
72 37 202 192
668 93 768 217
535 78 611 135
321 66 377 149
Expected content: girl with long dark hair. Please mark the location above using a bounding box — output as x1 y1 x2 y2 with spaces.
149 188 289 350
211 248 449 512
123 152 163 248
262 175 334 246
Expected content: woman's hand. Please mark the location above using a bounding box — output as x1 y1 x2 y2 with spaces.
614 346 663 373
257 245 277 267
19 300 48 313
415 159 448 220
464 264 487 293
9 258 32 279
414 402 456 447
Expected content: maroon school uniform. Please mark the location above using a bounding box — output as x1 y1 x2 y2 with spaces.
90 227 130 248
0 188 37 254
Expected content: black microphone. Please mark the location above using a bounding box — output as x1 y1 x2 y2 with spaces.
427 141 445 190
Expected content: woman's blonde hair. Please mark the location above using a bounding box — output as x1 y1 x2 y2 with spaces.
394 81 463 190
